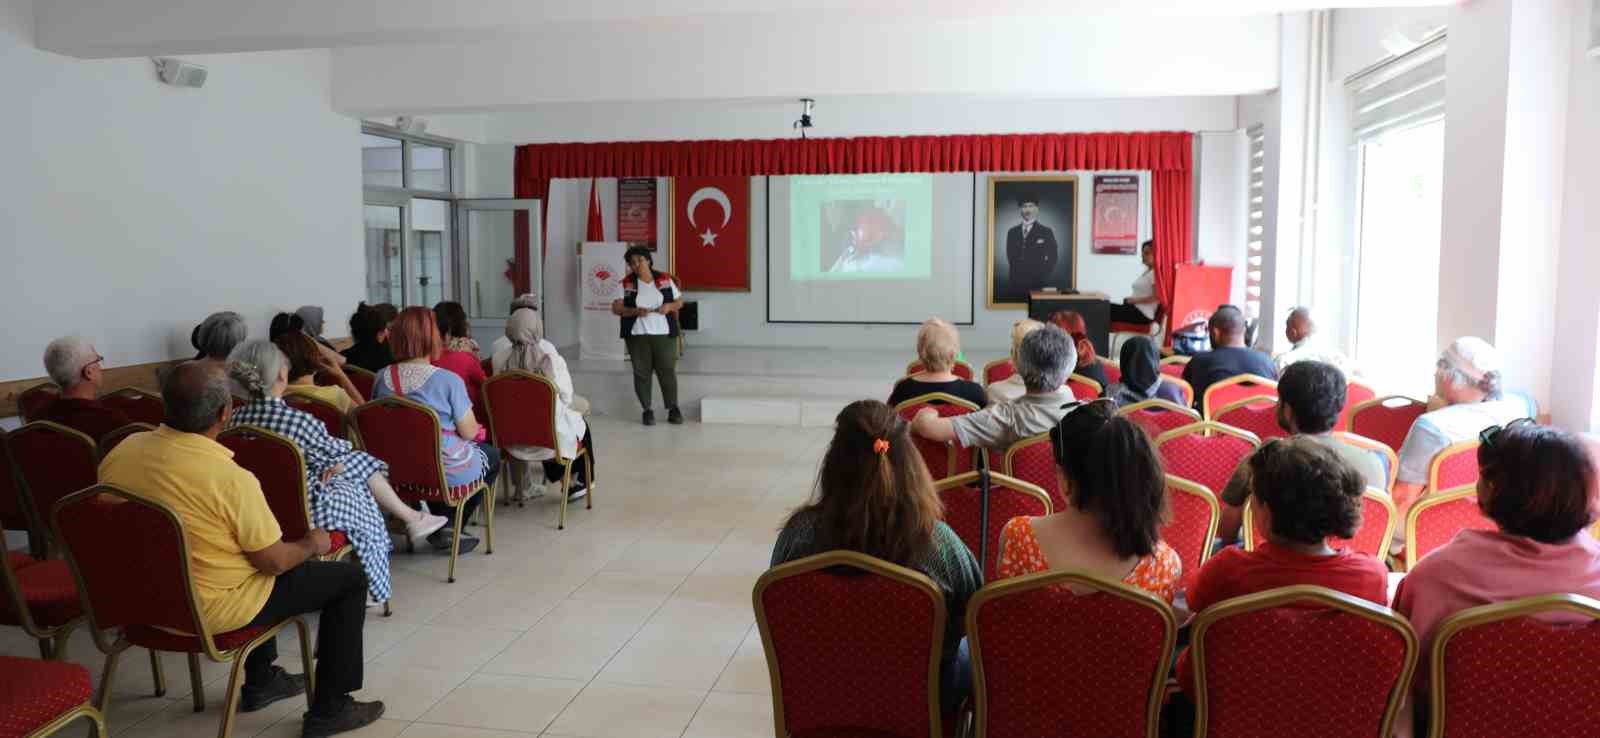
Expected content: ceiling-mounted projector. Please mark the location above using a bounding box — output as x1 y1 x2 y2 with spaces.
154 58 207 88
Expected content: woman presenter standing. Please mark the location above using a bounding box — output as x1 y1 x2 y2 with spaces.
611 246 685 426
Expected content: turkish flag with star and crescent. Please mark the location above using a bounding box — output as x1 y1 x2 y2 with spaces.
671 176 750 291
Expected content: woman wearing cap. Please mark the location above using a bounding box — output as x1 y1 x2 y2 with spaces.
1392 336 1532 519
611 246 685 426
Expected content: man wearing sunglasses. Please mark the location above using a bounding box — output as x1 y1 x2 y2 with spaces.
35 336 132 443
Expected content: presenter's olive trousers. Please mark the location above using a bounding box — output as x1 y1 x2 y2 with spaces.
626 334 679 410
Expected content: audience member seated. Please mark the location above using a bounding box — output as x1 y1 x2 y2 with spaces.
1273 306 1352 375
277 332 363 412
984 319 1044 405
34 336 131 442
228 340 448 605
1392 421 1600 735
1215 361 1387 540
487 294 540 357
490 309 595 502
911 326 1077 452
193 311 248 366
98 361 384 735
1105 335 1187 407
1049 310 1108 389
1178 437 1388 693
995 400 1180 603
1393 337 1531 514
888 318 987 408
1181 304 1277 408
372 307 500 554
432 301 487 410
295 305 343 356
770 400 981 713
271 312 346 369
340 302 395 374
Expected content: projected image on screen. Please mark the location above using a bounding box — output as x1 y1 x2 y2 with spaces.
789 174 933 281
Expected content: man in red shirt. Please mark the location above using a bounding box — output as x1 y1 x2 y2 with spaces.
34 336 131 443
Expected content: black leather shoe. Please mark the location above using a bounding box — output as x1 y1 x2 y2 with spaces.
302 697 385 737
642 410 656 426
240 666 306 713
667 407 684 425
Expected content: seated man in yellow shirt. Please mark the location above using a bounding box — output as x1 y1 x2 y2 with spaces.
99 361 382 737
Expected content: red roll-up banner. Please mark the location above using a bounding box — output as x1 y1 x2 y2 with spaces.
670 176 750 292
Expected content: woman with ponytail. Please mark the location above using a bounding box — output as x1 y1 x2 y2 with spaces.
995 400 1181 603
771 399 981 711
226 339 448 607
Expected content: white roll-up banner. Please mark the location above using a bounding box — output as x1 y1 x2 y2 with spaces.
578 241 628 360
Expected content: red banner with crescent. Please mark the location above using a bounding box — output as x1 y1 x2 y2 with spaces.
1170 263 1233 334
671 176 750 291
1092 174 1140 254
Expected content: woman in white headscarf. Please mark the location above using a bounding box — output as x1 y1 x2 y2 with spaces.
490 309 594 503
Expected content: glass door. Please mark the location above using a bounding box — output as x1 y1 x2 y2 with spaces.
457 199 542 322
363 203 404 305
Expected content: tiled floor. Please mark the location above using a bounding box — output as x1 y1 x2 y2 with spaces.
0 416 829 737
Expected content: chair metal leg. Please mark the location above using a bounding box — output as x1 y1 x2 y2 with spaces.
217 654 248 738
557 462 572 530
484 485 495 555
585 452 595 511
38 638 51 660
294 618 315 710
94 649 122 718
49 621 79 661
447 499 465 583
188 653 205 712
383 600 393 617
150 648 167 697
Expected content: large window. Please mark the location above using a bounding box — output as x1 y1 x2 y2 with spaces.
362 128 456 308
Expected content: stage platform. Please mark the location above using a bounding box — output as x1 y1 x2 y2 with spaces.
565 345 994 427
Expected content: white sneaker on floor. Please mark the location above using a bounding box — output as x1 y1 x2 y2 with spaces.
405 511 449 545
566 482 589 501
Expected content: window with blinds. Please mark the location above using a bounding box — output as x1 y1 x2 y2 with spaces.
1347 33 1446 142
1245 124 1265 322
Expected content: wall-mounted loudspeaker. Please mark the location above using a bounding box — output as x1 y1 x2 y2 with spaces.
154 58 208 88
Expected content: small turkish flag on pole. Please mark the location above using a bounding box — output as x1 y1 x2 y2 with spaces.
586 178 606 242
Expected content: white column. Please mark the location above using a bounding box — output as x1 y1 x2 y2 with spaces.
1552 0 1600 431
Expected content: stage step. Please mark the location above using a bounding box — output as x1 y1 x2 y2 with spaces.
701 395 858 427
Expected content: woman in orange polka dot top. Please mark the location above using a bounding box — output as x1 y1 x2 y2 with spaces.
995 400 1182 603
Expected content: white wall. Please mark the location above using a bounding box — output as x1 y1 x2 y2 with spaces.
1197 130 1249 307
0 0 363 381
1552 0 1600 432
1330 6 1449 81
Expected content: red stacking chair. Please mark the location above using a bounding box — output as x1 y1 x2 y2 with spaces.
982 359 1015 385
282 393 349 439
755 551 957 738
1189 586 1417 738
8 422 99 556
0 539 83 661
0 656 107 738
1002 433 1066 511
1165 376 1196 408
342 366 377 401
1243 488 1397 558
16 384 59 423
482 371 594 529
933 471 1052 581
1201 375 1279 421
0 431 35 546
1159 356 1190 379
1213 396 1285 442
1097 357 1122 386
1429 594 1600 738
1333 431 1400 492
907 360 975 382
1337 378 1379 432
1118 399 1201 440
51 486 314 737
97 423 155 456
96 388 166 427
968 571 1176 738
895 393 982 481
1428 440 1480 496
1066 374 1102 402
1404 485 1495 570
1154 422 1261 501
351 397 492 582
1348 396 1427 455
216 427 356 570
1160 475 1221 596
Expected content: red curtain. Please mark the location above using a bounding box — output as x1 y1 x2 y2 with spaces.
514 132 1194 319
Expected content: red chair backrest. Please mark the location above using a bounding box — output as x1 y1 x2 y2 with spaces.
1002 434 1065 511
16 384 59 423
1160 476 1220 596
1202 375 1279 421
98 389 166 426
970 572 1175 738
983 359 1016 385
935 472 1052 581
1191 587 1415 738
1066 374 1102 401
907 360 975 382
1245 489 1396 558
350 397 448 494
1154 422 1260 500
1119 400 1202 439
1429 440 1480 493
1348 396 1427 454
756 552 943 738
0 433 29 532
1337 380 1379 432
894 394 981 480
8 422 98 539
1433 595 1600 738
1099 358 1122 386
218 427 313 541
52 486 207 640
97 423 154 457
482 371 560 456
1407 485 1496 569
344 367 377 400
282 394 347 439
1159 361 1188 380
1214 396 1286 442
